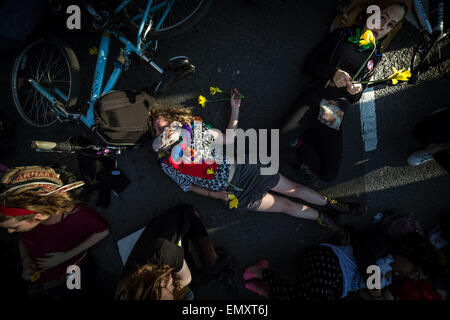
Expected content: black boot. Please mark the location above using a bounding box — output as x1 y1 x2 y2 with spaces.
325 198 367 216
317 212 342 233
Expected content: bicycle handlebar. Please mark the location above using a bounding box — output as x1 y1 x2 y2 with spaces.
30 141 83 153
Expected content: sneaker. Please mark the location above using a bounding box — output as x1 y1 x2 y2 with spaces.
317 212 343 233
325 198 367 216
244 279 269 298
242 259 269 281
407 143 450 166
407 150 436 166
206 248 235 275
218 269 238 296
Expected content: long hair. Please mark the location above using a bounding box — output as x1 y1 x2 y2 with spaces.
148 105 198 138
118 262 188 300
0 190 81 222
330 0 409 51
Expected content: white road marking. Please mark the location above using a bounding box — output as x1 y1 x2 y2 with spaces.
359 86 377 152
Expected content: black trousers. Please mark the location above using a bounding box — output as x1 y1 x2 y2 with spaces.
282 96 344 182
413 107 450 173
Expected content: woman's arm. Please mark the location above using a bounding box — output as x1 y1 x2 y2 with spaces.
175 259 192 288
303 29 346 81
209 89 241 145
189 185 232 201
35 229 110 270
19 241 36 280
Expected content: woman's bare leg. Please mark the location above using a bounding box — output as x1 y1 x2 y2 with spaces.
271 174 327 206
255 192 319 220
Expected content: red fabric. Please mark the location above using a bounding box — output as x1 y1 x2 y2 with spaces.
0 206 36 217
165 157 218 180
390 279 442 300
20 206 109 284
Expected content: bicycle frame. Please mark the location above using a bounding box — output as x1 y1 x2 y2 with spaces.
29 0 177 129
408 0 449 83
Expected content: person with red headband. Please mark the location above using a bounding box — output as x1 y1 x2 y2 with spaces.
0 166 110 299
281 0 411 183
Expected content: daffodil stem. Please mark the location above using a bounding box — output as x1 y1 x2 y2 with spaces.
352 46 376 81
223 179 243 191
352 79 386 85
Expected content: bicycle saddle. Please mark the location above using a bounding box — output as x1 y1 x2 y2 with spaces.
153 58 195 95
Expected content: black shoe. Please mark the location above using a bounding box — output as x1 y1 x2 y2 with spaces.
325 198 367 216
317 212 343 233
217 269 238 296
205 248 235 275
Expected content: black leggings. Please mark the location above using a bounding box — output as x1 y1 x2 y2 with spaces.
413 107 450 144
412 107 450 173
282 97 344 182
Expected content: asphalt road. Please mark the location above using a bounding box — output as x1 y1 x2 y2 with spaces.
1 0 449 300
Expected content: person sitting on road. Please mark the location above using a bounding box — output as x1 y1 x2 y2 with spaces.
148 89 367 239
0 165 110 299
117 204 235 300
243 227 447 300
280 0 412 182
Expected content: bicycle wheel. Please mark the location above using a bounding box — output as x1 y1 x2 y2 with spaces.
11 39 80 128
124 0 214 40
411 34 450 83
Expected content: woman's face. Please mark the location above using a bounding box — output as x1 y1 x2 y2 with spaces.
153 116 169 137
391 254 426 279
0 215 47 233
366 4 406 40
159 275 175 300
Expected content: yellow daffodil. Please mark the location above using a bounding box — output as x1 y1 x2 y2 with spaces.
228 194 239 209
209 87 223 95
30 272 41 282
198 95 208 108
359 30 376 47
206 168 215 175
387 67 411 85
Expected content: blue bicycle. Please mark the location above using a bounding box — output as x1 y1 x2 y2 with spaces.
11 0 214 128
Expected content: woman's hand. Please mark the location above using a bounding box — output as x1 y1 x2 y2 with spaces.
211 190 234 201
230 88 241 110
22 256 37 280
35 251 69 270
346 82 363 95
332 69 352 88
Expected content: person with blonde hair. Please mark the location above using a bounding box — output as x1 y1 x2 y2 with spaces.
118 204 235 300
149 89 367 239
0 166 110 299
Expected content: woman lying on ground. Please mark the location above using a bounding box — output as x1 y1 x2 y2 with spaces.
149 89 367 238
281 0 412 182
117 204 235 300
0 165 110 299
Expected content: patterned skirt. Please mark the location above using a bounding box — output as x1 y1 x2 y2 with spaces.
263 245 343 300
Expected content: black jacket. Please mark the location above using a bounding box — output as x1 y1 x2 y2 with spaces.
302 27 382 105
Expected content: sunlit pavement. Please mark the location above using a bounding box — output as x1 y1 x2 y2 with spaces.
1 0 449 299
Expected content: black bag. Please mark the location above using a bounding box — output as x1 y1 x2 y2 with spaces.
94 90 152 146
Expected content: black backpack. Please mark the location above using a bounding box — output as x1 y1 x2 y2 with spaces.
94 90 152 146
